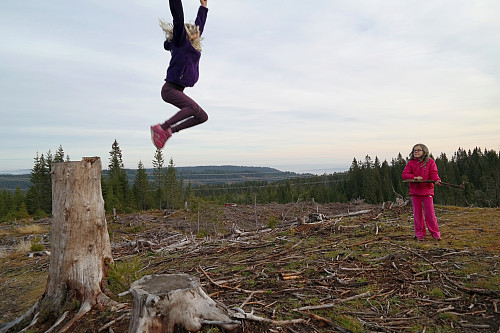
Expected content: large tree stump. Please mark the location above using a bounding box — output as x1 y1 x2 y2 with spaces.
43 157 114 331
0 157 115 333
129 274 239 332
41 157 114 330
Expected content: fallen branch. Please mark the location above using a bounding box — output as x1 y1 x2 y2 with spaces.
331 209 372 218
240 292 255 309
98 312 129 332
199 265 267 294
155 238 192 253
307 313 353 333
460 323 491 329
232 308 305 325
293 291 372 311
436 305 454 313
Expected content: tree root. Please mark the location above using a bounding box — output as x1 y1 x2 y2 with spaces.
45 311 68 333
0 293 127 333
56 302 91 333
0 302 39 333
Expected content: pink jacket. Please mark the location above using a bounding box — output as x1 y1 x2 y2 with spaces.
402 158 441 196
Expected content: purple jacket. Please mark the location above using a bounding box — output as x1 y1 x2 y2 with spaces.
164 0 208 87
402 158 441 196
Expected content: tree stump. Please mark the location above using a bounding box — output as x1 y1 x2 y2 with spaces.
129 274 239 333
0 157 116 333
42 157 114 330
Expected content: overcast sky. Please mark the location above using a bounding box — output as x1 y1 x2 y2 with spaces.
1 0 499 174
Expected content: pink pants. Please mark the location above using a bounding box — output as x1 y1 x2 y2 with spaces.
411 195 441 239
161 82 208 133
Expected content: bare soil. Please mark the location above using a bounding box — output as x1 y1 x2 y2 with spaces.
1 202 499 332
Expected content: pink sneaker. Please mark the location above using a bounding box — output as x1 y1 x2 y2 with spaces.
150 124 172 149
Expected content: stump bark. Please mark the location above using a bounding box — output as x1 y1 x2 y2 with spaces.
129 274 239 333
43 157 114 331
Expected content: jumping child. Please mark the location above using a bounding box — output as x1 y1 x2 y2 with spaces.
151 0 209 149
402 143 442 241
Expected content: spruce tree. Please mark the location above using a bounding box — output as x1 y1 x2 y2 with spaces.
360 155 378 203
12 187 28 219
152 149 165 209
165 158 182 209
54 145 65 162
380 160 393 202
0 190 10 220
107 139 129 212
346 158 362 201
43 150 53 211
26 152 51 215
133 161 151 211
391 153 407 197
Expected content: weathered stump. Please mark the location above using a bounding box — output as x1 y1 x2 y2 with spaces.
43 157 114 331
129 274 239 333
0 157 116 333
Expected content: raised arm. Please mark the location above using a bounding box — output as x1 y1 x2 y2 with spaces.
195 1 209 35
169 0 186 44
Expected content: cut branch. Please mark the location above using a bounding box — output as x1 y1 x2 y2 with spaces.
293 291 372 311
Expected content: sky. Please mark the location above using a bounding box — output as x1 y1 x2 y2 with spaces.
1 0 499 175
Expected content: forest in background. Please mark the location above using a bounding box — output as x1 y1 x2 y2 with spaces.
0 141 499 222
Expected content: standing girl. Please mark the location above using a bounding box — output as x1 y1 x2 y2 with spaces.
402 143 442 241
151 0 209 149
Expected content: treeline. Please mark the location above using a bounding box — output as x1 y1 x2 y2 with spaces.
1 144 499 222
182 148 499 208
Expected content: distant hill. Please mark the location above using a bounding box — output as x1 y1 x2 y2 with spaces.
115 165 307 186
1 166 308 192
0 174 32 192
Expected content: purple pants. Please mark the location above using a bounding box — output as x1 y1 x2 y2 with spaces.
411 195 441 239
160 82 208 133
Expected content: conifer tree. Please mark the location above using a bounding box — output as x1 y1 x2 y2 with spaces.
54 145 66 162
346 158 362 200
133 161 151 210
43 150 53 209
391 153 407 197
12 187 28 219
107 139 129 212
165 158 182 209
0 190 10 220
379 160 393 201
360 155 378 203
26 152 51 215
152 149 165 209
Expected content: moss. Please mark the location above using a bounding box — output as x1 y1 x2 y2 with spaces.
331 314 365 332
428 287 445 299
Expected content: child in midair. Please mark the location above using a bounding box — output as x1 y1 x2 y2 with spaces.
151 0 209 149
402 143 442 241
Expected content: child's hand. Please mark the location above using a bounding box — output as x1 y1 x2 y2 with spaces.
200 0 207 7
414 176 423 180
435 180 442 186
